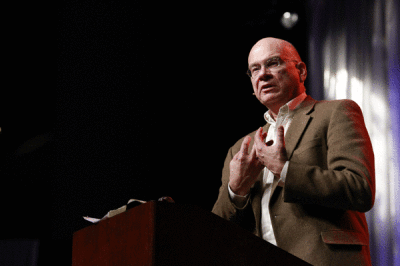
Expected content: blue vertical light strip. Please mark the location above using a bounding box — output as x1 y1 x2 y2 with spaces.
388 67 399 266
370 2 390 264
307 1 399 264
389 66 400 266
387 0 400 265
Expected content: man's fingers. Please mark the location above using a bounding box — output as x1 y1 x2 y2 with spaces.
249 140 257 160
260 127 269 143
254 127 263 146
239 136 252 156
262 131 268 140
277 125 285 147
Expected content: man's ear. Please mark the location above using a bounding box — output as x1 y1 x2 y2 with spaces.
296 62 307 83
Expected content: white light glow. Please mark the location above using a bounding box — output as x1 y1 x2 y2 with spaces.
350 77 364 110
335 69 348 99
283 12 291 19
280 12 299 29
324 70 330 90
329 76 336 100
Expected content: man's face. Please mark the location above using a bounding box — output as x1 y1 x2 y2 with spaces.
248 41 303 111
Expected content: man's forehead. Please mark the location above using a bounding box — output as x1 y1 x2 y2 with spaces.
248 38 293 65
248 45 282 66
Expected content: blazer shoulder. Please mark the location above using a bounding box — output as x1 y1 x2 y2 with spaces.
315 98 361 109
313 98 362 115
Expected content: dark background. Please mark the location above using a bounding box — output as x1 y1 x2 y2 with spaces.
1 1 309 264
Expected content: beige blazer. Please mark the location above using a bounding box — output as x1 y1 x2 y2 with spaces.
212 96 375 266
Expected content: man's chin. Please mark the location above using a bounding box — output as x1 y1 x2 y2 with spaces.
259 94 277 105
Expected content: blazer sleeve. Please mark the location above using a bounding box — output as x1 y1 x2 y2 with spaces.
284 100 375 212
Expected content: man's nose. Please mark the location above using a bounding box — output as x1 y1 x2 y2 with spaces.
258 67 273 79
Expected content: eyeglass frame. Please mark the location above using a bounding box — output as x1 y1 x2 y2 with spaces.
246 56 299 78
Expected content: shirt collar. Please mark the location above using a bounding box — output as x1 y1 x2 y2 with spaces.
264 92 308 124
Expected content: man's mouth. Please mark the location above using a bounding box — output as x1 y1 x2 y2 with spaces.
261 84 275 92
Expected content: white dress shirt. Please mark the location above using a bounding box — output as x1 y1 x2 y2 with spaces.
228 92 307 245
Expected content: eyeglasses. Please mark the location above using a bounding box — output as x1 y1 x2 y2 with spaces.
246 56 298 78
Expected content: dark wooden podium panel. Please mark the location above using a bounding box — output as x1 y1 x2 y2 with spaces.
72 201 311 266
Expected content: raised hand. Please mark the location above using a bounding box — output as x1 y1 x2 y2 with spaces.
254 126 288 177
228 136 265 196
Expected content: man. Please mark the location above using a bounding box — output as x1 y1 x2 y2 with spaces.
212 37 375 265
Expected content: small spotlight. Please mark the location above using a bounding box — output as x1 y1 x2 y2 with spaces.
280 12 298 29
283 12 291 19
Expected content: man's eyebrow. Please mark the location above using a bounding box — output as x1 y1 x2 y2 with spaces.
248 62 258 69
248 56 281 69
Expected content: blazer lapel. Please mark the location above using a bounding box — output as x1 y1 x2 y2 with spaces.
284 96 316 160
251 98 316 234
270 96 316 196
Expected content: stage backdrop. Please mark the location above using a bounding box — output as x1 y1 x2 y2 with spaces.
307 0 399 265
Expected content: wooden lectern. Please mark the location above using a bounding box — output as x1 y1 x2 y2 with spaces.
72 201 311 265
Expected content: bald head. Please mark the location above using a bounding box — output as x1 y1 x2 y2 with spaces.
247 37 307 115
248 37 302 64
